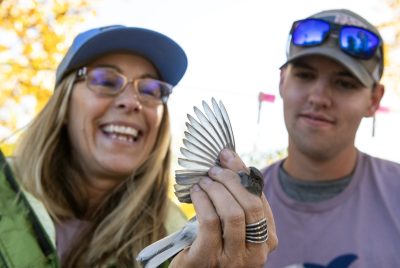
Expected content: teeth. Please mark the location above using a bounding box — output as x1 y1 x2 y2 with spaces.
110 133 134 143
103 124 139 137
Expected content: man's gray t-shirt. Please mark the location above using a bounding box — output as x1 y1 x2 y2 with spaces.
262 151 400 268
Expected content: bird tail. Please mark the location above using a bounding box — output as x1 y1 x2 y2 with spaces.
136 230 184 268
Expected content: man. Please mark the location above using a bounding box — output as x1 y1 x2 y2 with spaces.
262 9 400 268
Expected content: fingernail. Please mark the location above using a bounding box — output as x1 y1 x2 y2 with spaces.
200 177 212 185
191 184 201 192
221 148 234 161
209 166 222 176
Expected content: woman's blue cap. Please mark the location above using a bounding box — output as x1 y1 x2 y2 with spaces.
55 25 188 87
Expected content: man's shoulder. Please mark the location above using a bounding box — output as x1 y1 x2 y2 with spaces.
358 152 400 183
361 151 400 170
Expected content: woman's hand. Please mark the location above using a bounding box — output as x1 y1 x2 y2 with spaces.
170 148 277 267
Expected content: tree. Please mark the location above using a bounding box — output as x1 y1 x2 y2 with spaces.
0 0 96 155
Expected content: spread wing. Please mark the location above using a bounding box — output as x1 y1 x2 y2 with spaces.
174 98 235 203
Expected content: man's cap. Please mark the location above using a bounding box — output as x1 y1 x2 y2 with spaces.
55 25 188 87
284 9 384 89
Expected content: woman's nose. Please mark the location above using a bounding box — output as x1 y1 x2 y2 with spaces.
113 82 143 112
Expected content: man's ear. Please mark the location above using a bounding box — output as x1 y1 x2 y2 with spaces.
365 83 385 117
279 67 287 98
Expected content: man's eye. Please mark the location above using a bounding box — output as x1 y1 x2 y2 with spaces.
295 71 314 80
339 82 355 90
336 79 361 90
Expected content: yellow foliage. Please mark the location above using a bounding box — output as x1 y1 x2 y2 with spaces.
379 0 400 97
0 44 8 52
0 0 98 153
179 203 196 218
0 143 15 157
168 173 196 218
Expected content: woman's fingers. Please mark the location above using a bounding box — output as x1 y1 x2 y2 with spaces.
172 148 277 267
209 149 265 229
218 148 248 173
209 166 264 223
210 148 274 266
198 176 246 261
170 183 221 268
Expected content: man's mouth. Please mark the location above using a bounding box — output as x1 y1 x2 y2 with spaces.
300 113 335 125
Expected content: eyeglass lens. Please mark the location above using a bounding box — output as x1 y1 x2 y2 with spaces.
87 68 171 104
292 19 380 60
88 68 125 94
340 26 380 59
292 19 330 46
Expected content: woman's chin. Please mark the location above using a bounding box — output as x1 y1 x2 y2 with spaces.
99 160 139 179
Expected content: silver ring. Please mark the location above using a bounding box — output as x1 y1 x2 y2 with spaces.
245 218 268 244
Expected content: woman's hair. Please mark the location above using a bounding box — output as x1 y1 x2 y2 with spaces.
14 71 172 267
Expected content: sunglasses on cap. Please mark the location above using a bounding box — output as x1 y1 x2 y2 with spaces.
290 18 381 60
76 67 173 106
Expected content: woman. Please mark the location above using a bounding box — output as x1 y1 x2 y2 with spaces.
1 25 277 267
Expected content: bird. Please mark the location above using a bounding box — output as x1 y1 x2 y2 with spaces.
136 98 263 268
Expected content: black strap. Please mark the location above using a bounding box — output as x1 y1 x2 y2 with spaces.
0 150 55 258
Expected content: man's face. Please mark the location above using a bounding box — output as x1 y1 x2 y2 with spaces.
279 55 383 161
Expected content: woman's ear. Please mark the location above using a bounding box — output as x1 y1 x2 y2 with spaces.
365 83 385 117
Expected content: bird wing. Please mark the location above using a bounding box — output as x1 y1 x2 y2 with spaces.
174 98 236 203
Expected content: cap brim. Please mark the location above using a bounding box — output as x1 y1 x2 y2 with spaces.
282 46 374 89
67 27 187 86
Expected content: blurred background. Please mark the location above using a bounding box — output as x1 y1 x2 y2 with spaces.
1 0 400 216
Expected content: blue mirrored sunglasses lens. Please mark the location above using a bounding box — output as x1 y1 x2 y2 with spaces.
340 26 380 59
292 19 330 46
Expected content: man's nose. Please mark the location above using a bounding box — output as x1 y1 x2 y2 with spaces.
307 81 332 108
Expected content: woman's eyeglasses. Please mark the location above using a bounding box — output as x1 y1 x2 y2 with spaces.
290 18 381 60
76 67 173 106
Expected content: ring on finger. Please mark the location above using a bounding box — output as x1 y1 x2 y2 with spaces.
245 218 268 244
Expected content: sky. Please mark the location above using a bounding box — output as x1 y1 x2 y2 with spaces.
78 0 400 164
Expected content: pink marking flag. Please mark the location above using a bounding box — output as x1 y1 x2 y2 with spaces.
377 106 390 113
257 92 276 124
258 92 276 103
